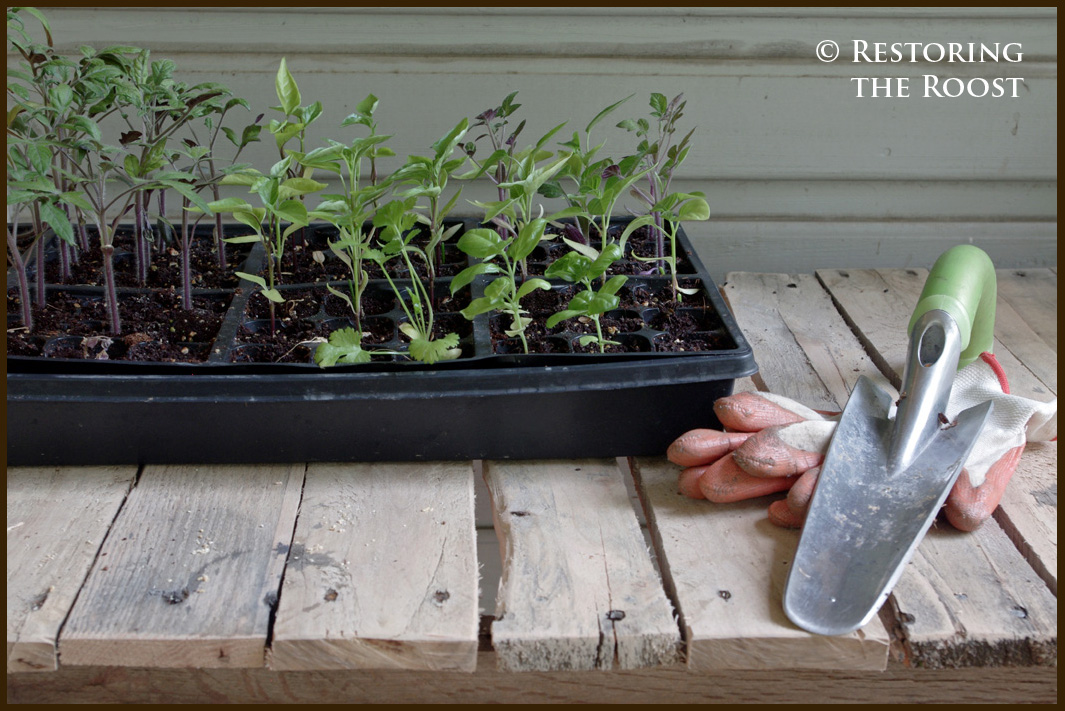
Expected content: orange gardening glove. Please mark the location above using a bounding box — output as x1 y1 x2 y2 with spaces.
669 354 1057 532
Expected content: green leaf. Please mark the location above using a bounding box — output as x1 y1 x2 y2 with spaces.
48 84 73 113
240 123 262 148
223 235 263 244
356 93 379 117
650 92 668 116
586 243 623 280
315 327 371 367
601 274 628 296
26 143 52 176
207 197 251 213
677 197 710 222
546 206 586 221
271 198 308 226
516 278 551 300
123 153 141 178
562 237 600 262
19 6 55 46
275 57 301 116
57 191 94 212
407 332 461 364
586 94 633 133
618 214 656 249
39 202 74 245
236 272 268 288
450 262 502 294
544 251 589 284
161 180 212 215
456 228 504 260
546 309 581 329
460 295 499 320
280 176 328 197
504 316 532 337
261 288 284 304
219 170 262 187
507 218 547 263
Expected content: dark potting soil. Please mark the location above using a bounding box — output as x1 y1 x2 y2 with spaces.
489 276 731 355
231 283 474 364
42 229 250 289
523 223 696 277
6 288 230 363
271 227 467 284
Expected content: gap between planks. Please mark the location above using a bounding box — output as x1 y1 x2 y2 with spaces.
7 466 139 673
58 464 304 669
483 459 681 672
267 462 479 672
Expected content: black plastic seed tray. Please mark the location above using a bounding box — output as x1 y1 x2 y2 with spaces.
7 220 758 465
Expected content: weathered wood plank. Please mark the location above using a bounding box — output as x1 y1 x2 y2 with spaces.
484 460 680 671
889 519 1057 668
993 441 1057 595
870 266 1056 401
59 464 304 668
818 267 1057 666
7 466 137 672
632 457 890 671
4 659 1060 702
6 660 1059 704
268 462 479 672
722 272 896 407
996 268 1057 352
991 292 1057 395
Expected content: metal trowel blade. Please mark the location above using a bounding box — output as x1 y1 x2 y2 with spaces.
783 375 993 636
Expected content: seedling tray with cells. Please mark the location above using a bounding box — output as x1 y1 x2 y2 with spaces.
220 278 475 367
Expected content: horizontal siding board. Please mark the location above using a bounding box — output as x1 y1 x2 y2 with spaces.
686 220 1057 282
32 9 1058 60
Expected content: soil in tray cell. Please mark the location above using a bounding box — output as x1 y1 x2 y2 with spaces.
521 222 697 277
231 283 475 364
6 289 231 363
41 227 252 289
489 277 726 355
272 224 468 284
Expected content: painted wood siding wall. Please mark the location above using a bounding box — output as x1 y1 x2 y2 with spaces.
17 7 1057 279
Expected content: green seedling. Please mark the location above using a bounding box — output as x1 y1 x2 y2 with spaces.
371 198 461 365
544 240 628 353
451 219 552 354
300 94 394 329
391 117 469 302
540 94 634 244
618 92 697 269
206 154 327 334
619 190 709 301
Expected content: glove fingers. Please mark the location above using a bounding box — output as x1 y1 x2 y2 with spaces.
697 453 800 503
786 466 820 516
767 467 820 529
944 444 1025 532
732 424 826 477
667 429 754 467
678 465 709 499
713 392 810 432
767 499 804 529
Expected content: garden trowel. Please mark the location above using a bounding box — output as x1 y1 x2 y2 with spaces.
783 245 998 636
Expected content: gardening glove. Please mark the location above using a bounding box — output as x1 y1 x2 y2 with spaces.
669 353 1057 532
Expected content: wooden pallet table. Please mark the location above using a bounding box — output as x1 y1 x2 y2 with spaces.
7 268 1056 703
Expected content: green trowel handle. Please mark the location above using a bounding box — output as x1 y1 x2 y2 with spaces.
908 244 996 369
